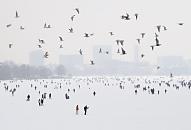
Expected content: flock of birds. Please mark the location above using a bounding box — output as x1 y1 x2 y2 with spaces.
5 9 184 67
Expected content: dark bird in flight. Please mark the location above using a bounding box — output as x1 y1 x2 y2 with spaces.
15 11 19 18
38 45 42 48
6 24 12 28
99 48 102 53
9 44 13 48
69 28 74 33
157 66 160 69
137 38 141 44
178 23 184 26
39 39 45 44
79 49 83 55
163 26 167 31
120 40 124 46
71 15 75 21
84 33 94 37
44 52 49 58
156 25 161 32
84 33 89 37
109 32 114 36
90 60 95 65
20 26 24 30
135 13 138 20
141 33 146 38
121 13 130 20
75 8 80 14
59 36 63 41
116 40 120 45
121 47 126 55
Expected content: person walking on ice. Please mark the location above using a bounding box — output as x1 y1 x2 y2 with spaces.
76 105 79 115
84 105 89 115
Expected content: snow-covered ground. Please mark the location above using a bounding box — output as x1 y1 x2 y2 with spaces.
0 76 191 130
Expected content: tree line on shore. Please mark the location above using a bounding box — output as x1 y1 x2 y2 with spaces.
0 62 66 80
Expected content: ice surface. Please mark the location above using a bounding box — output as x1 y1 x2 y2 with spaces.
0 76 191 130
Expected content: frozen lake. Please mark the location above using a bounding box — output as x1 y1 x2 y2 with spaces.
0 76 191 130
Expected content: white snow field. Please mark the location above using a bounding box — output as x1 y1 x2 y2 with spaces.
0 76 191 130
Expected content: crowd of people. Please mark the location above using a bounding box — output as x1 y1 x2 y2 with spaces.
1 76 191 116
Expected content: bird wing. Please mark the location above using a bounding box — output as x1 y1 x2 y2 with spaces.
75 8 79 14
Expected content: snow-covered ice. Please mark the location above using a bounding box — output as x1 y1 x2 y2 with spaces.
0 76 191 130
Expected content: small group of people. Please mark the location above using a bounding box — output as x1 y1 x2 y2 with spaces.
75 105 89 115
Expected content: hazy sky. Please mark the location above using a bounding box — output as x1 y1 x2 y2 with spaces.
0 0 190 65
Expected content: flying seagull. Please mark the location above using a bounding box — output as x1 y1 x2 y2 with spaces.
15 11 19 18
121 13 130 20
44 52 49 58
71 15 75 21
59 36 63 41
6 24 12 28
109 32 114 36
163 26 167 31
20 26 24 30
116 40 120 45
84 33 89 37
84 33 94 37
39 39 45 44
38 45 42 48
178 23 184 26
79 49 83 55
75 8 80 14
69 28 74 33
156 25 161 32
121 47 126 55
137 38 141 44
120 40 124 46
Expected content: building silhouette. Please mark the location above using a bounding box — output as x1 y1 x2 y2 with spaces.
157 56 188 75
29 50 44 66
59 54 84 75
134 44 140 63
93 45 113 65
